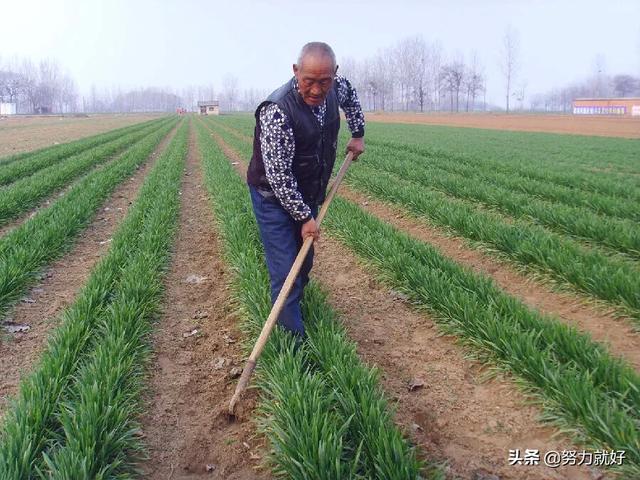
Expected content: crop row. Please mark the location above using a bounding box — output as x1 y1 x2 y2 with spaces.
0 117 174 226
321 195 640 476
212 115 640 223
0 118 178 321
0 117 164 185
210 119 640 320
207 119 640 477
364 121 640 180
364 136 638 222
0 118 172 225
356 142 640 258
195 119 429 479
0 119 188 479
369 136 640 204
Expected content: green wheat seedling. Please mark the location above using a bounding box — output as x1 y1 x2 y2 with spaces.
0 117 174 225
206 118 640 321
196 120 429 479
0 119 178 321
208 116 640 477
0 117 165 186
355 143 640 258
38 121 187 478
322 197 640 477
367 133 640 204
371 143 639 222
0 119 186 479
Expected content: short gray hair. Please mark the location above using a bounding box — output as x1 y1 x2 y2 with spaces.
297 42 336 69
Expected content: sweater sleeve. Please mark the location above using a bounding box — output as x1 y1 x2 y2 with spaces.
258 103 312 222
335 75 365 138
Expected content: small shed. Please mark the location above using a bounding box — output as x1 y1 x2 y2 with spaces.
0 103 16 115
198 100 220 115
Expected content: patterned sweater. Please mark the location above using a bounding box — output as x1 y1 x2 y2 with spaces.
258 75 365 222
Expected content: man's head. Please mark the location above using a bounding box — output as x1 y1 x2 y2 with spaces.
293 42 338 107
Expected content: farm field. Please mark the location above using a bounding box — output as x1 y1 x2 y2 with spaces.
365 112 640 139
1 113 639 479
0 113 165 157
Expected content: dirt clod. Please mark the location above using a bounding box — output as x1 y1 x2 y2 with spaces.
3 323 31 334
408 379 425 391
185 274 208 284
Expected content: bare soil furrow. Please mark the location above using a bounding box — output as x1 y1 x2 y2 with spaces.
137 123 268 479
0 114 161 157
0 124 178 417
339 186 640 371
0 182 76 238
207 125 601 479
313 236 596 479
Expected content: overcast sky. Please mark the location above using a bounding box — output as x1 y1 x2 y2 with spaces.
2 0 639 104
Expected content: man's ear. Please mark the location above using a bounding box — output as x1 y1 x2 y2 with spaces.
293 64 299 75
335 64 339 75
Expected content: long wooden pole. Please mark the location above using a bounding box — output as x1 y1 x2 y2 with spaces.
229 152 354 414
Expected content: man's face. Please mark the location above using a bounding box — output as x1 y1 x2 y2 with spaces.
293 55 337 107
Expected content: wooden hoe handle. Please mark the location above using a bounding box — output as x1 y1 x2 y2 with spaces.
229 152 355 413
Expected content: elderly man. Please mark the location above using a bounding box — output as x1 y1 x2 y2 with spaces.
247 41 365 339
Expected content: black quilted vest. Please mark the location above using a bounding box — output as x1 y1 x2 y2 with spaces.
247 77 340 206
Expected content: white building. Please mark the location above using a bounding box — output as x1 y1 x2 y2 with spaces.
0 103 17 115
198 100 220 115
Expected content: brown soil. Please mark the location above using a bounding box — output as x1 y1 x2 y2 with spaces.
137 122 269 479
0 187 74 238
314 237 598 480
0 114 162 157
0 124 178 419
206 125 603 480
207 122 640 371
339 187 640 372
365 112 640 139
213 122 253 143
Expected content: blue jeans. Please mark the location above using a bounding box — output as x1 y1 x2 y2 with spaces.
250 185 318 337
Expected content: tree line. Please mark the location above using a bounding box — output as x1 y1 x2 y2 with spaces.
339 35 489 113
0 57 77 114
2 37 639 115
0 55 260 114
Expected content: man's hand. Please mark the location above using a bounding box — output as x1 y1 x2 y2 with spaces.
301 217 320 242
346 137 365 161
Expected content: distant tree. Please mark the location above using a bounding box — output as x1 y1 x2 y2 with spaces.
612 74 638 97
395 36 435 111
463 52 484 111
429 42 444 111
222 74 239 112
500 26 520 113
440 61 465 112
359 58 378 110
338 56 358 86
515 82 526 110
406 36 430 112
59 74 78 112
591 54 607 97
0 70 26 104
112 87 181 113
375 48 395 111
240 87 266 111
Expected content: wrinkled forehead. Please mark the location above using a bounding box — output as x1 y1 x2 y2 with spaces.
298 53 336 74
